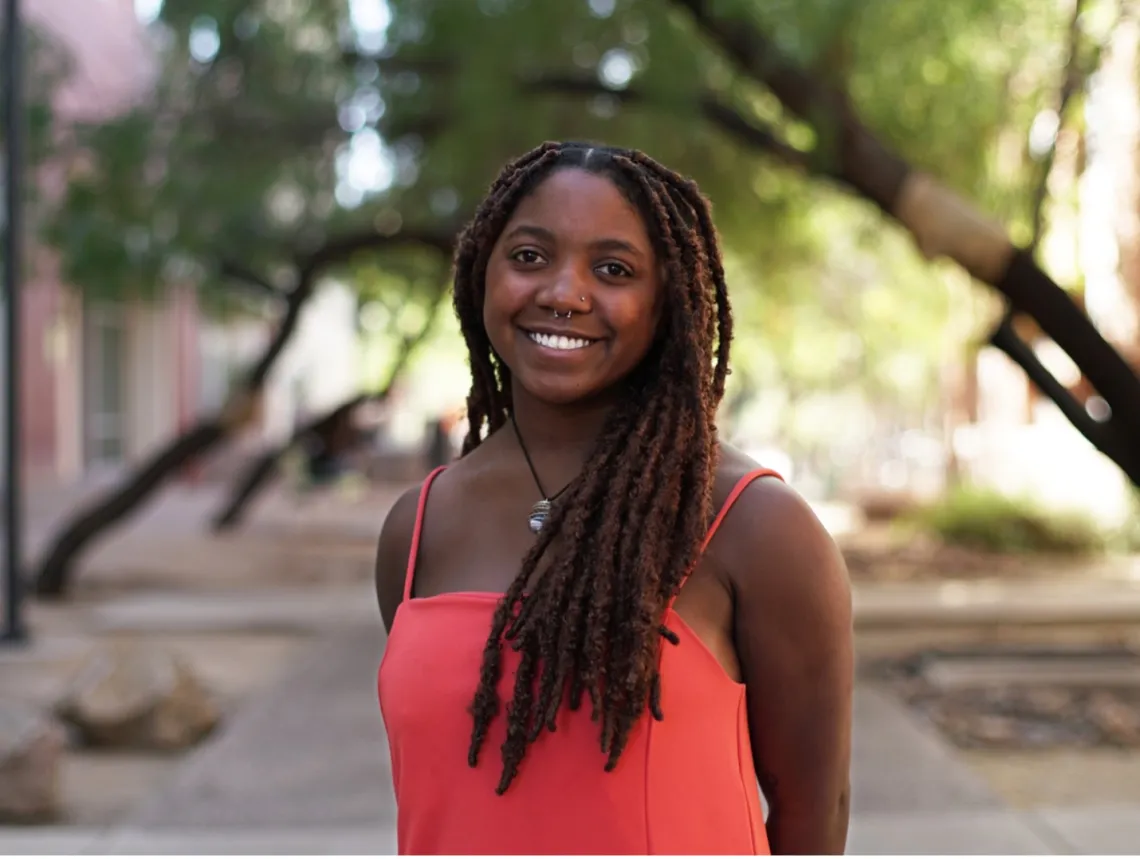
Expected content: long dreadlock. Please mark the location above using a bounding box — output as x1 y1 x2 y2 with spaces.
452 141 733 795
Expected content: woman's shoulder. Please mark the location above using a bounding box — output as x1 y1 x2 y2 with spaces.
714 443 785 496
712 442 794 520
711 443 849 601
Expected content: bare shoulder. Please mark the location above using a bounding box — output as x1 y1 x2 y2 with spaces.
374 444 503 631
375 482 426 633
712 443 850 610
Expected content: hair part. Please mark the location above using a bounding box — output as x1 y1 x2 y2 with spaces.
451 140 732 794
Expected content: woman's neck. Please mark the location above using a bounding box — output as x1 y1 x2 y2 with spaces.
507 385 618 494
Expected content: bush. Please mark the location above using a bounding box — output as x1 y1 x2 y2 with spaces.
1110 488 1140 553
907 486 1108 556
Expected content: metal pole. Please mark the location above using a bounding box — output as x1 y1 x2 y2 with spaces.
2 0 26 644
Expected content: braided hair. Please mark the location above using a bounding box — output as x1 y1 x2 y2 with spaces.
452 141 732 794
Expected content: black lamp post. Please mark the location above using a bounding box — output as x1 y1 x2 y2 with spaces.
2 0 26 645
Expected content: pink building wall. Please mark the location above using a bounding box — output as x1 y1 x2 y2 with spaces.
19 254 63 480
22 0 201 486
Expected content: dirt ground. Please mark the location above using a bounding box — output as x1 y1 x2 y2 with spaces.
839 524 1137 583
863 633 1140 812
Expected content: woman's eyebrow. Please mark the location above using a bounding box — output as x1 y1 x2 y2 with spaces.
503 224 647 259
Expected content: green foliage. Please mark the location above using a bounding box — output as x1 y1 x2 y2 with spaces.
26 0 1103 420
908 485 1108 555
35 0 451 308
2 26 70 249
1110 488 1140 553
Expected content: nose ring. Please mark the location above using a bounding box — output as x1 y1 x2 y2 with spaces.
553 309 573 320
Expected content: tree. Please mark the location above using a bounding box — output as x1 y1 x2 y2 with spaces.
668 0 1140 484
369 0 1140 486
34 0 1140 595
31 1 458 596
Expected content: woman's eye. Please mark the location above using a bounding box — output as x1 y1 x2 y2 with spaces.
511 249 544 265
598 261 632 278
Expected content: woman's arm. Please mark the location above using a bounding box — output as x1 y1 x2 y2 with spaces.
374 485 423 633
723 478 854 855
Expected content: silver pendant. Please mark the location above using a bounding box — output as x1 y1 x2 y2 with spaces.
528 499 551 533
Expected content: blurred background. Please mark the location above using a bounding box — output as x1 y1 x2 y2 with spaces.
2 0 1140 853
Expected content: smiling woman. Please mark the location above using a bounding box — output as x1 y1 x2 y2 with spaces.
485 167 663 405
375 141 853 856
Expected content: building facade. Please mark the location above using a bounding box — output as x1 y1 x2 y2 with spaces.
19 0 204 487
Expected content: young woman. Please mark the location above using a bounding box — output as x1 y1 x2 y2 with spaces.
376 141 852 855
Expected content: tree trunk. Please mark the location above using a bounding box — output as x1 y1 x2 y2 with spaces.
32 283 314 598
209 394 368 532
210 287 446 531
31 229 455 599
31 422 232 598
671 0 1140 488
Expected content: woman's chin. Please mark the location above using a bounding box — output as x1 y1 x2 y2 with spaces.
514 371 612 408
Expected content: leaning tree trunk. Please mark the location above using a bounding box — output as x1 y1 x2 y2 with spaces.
670 0 1140 488
210 287 447 531
978 0 1140 477
32 229 456 598
32 279 315 598
210 393 368 532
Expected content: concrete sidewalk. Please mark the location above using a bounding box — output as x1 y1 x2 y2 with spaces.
4 621 1137 854
856 573 1140 628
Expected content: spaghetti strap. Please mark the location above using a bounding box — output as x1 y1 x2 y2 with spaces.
700 467 783 553
702 469 784 549
669 468 783 608
403 466 447 602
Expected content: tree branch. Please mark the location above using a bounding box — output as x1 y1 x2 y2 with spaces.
243 224 457 389
670 0 1140 471
219 260 288 301
671 0 908 209
210 281 449 531
993 0 1095 369
520 72 810 168
340 52 457 75
1028 0 1096 253
303 224 457 273
990 313 1140 486
31 213 457 597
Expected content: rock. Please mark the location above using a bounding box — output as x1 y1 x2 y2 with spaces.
1087 691 1140 745
0 702 66 823
969 713 1020 745
1024 687 1075 717
56 642 219 750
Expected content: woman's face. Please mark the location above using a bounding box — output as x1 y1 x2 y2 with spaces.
483 167 664 407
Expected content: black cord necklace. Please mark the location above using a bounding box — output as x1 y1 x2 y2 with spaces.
510 412 572 534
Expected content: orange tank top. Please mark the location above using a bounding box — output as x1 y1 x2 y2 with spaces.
378 467 782 855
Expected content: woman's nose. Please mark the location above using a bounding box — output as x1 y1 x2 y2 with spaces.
537 262 590 312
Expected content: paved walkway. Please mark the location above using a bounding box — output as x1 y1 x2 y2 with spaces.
4 620 1139 854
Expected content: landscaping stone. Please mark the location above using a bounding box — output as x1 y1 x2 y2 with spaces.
0 702 66 823
56 643 219 750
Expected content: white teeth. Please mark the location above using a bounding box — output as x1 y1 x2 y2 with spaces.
528 331 592 350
